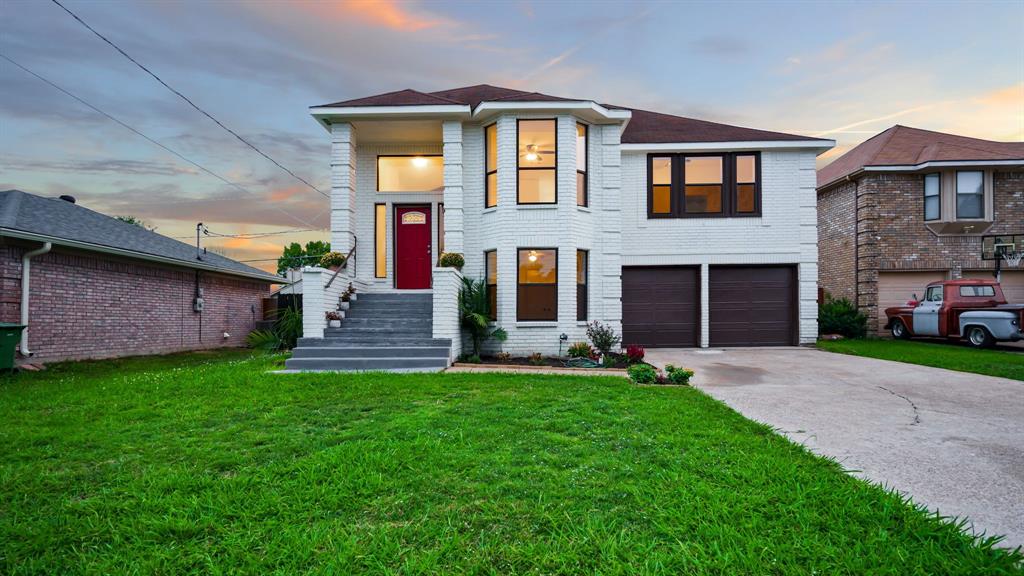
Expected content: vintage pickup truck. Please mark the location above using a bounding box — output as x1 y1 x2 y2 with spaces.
884 279 1024 348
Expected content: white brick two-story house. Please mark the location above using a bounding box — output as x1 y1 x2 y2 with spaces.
287 85 833 371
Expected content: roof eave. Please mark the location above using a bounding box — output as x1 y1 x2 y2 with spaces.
309 105 473 131
0 227 281 283
621 139 835 154
471 100 632 125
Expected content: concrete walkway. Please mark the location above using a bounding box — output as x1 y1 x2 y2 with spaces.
645 347 1024 549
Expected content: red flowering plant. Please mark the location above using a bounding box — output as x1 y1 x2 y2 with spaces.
625 345 645 364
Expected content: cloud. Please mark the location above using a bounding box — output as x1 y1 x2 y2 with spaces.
810 103 946 137
690 35 748 56
0 157 197 176
289 0 452 32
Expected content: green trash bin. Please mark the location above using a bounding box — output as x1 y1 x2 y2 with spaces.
0 323 26 372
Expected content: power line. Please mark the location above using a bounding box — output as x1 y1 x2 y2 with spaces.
238 254 329 263
50 0 329 199
0 52 324 231
170 227 320 240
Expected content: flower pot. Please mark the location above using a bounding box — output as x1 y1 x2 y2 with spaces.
338 301 350 311
328 320 341 328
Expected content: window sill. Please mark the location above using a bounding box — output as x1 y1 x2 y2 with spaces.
576 206 591 213
482 207 498 215
515 321 558 328
516 204 558 211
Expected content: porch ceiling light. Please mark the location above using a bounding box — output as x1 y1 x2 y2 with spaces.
411 156 429 168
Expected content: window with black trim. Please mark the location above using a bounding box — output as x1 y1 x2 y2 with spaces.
576 250 588 321
377 156 443 192
956 170 984 219
648 152 761 218
438 203 445 257
485 124 497 208
517 248 557 321
517 119 556 204
374 203 386 278
923 173 940 221
576 123 587 206
485 250 497 320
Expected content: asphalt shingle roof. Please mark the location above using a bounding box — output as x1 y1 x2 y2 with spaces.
0 190 280 282
313 84 827 145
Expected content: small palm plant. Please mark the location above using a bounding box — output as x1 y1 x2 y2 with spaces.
459 277 507 357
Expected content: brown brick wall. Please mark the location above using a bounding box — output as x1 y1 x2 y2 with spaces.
817 180 857 302
817 169 1024 333
1 243 269 363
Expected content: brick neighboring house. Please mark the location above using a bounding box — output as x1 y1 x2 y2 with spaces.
0 190 280 363
816 126 1024 333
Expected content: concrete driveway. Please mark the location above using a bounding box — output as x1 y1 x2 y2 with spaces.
645 347 1024 549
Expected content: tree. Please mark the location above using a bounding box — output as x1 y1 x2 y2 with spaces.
115 215 154 230
459 276 507 358
277 240 330 275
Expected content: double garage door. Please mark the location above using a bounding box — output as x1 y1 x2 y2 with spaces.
622 265 797 347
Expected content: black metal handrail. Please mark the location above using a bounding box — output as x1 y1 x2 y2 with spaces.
325 232 357 289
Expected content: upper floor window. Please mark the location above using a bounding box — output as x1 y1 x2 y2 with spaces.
648 152 760 218
485 124 497 208
377 156 443 192
956 171 984 219
576 123 588 207
517 119 556 204
923 173 940 221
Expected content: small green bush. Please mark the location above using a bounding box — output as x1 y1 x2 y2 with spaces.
567 341 594 358
819 295 868 338
586 321 621 356
664 364 694 385
438 252 465 269
627 363 657 384
318 251 346 269
458 354 481 364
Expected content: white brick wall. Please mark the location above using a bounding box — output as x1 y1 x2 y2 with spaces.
431 267 462 362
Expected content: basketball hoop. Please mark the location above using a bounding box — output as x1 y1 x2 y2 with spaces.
1003 250 1023 268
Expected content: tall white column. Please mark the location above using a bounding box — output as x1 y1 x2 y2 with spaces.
330 122 356 254
442 120 464 254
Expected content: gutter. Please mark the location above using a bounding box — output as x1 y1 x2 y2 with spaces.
20 241 51 357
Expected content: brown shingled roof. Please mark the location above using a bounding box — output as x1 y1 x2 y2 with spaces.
314 84 827 144
817 125 1024 190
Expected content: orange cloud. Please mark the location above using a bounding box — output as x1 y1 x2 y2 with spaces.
303 0 450 32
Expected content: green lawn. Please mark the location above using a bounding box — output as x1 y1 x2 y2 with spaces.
1 351 1021 574
819 338 1024 381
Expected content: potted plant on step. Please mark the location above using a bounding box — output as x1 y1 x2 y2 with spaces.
325 310 342 328
318 251 346 270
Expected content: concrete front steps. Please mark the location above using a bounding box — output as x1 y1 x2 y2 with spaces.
284 293 451 372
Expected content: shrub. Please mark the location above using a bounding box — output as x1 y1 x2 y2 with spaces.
495 352 512 364
459 277 507 357
625 345 645 364
458 353 482 364
438 252 465 269
586 321 621 356
664 364 694 385
246 305 303 352
819 295 867 339
627 363 657 384
528 352 546 366
318 251 346 269
567 341 594 358
245 329 280 352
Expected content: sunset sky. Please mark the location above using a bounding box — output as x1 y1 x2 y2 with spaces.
2 0 1022 272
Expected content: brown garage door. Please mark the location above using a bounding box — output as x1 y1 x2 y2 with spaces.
964 270 1024 304
877 271 946 334
622 266 699 347
709 266 796 346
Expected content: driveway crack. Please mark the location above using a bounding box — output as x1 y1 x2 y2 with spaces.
877 386 921 426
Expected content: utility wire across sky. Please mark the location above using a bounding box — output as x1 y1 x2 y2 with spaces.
49 0 330 200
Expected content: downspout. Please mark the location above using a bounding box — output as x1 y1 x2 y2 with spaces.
20 241 52 356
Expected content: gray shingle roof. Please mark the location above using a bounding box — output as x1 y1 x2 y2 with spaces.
0 190 280 282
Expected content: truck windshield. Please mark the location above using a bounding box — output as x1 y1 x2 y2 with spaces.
960 286 996 297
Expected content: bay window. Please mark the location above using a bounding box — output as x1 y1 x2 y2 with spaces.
517 248 557 321
956 171 984 219
517 120 557 204
923 173 940 221
648 152 760 218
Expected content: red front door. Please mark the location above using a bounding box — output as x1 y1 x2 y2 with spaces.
394 205 432 289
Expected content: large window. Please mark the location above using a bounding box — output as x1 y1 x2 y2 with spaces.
517 248 557 321
576 250 588 321
374 204 386 278
648 152 760 218
956 171 984 219
576 123 588 207
377 156 443 192
923 173 941 221
485 250 497 320
517 119 557 204
485 124 497 208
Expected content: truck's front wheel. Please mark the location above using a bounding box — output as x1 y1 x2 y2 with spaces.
891 319 911 340
965 326 995 349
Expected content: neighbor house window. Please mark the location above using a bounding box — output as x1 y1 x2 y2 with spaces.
576 250 588 321
437 203 445 258
374 203 386 278
923 173 940 221
485 250 497 320
956 170 984 219
576 123 588 206
517 248 557 321
377 156 443 192
517 119 556 204
485 124 497 208
648 152 761 218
